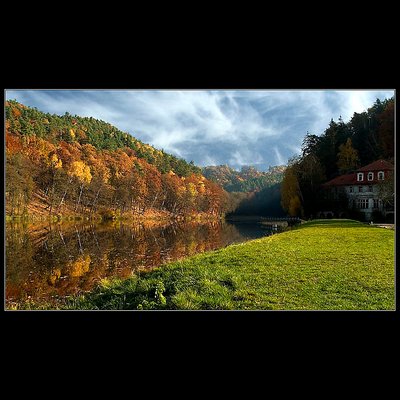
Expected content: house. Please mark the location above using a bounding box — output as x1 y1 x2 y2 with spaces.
320 160 394 221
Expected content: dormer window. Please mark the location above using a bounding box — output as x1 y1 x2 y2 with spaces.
367 172 374 181
357 173 364 181
378 171 384 180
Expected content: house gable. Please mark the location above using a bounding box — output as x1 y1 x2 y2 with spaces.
322 159 393 187
320 159 394 221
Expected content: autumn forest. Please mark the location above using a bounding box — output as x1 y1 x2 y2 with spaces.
5 100 234 220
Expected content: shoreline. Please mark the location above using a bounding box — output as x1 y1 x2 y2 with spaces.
7 219 394 310
5 211 225 224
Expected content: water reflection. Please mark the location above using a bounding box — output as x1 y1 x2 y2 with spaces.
6 219 277 306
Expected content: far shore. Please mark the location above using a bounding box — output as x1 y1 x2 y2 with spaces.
5 210 225 224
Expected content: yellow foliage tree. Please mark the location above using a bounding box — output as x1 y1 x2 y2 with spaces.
49 154 62 169
197 181 206 194
281 165 304 217
337 138 359 173
187 182 197 197
67 161 92 211
288 195 302 216
68 161 92 184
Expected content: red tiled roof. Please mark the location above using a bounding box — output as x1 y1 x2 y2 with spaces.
322 173 357 186
322 159 394 187
357 159 394 172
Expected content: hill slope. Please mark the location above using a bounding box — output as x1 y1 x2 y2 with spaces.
5 100 231 219
6 100 201 176
202 164 285 192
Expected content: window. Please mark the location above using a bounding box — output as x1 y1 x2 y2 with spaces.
368 172 374 181
368 185 373 192
349 186 353 193
373 199 379 209
378 171 384 180
357 173 364 181
357 199 369 209
359 186 363 193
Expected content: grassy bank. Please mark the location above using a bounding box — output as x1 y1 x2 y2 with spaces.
18 219 395 310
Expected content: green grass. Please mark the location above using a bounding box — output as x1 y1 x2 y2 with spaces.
24 219 397 310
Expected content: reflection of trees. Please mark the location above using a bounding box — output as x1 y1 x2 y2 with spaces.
47 268 61 285
67 255 91 277
6 219 256 305
6 221 36 299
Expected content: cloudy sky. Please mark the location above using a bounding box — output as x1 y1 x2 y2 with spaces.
6 89 394 171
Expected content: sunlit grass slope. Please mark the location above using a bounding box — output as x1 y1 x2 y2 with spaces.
53 219 396 310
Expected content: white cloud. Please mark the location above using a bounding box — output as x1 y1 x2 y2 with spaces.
337 90 394 121
229 149 264 167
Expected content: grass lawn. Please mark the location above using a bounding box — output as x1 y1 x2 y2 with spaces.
33 219 397 310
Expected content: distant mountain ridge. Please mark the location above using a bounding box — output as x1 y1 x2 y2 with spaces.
202 164 286 192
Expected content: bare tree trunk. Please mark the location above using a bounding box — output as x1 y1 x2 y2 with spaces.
131 197 135 216
58 177 73 210
150 192 159 208
75 184 84 211
75 226 83 254
91 187 101 213
58 228 66 246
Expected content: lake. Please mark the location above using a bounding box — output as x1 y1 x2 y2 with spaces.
5 219 280 307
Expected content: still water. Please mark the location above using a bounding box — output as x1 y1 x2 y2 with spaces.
6 219 278 306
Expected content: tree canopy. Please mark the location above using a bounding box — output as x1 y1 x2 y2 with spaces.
5 101 232 218
280 97 394 217
202 164 286 192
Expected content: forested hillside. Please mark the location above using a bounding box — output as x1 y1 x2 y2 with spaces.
281 97 394 217
202 165 286 217
202 164 285 192
5 100 232 219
